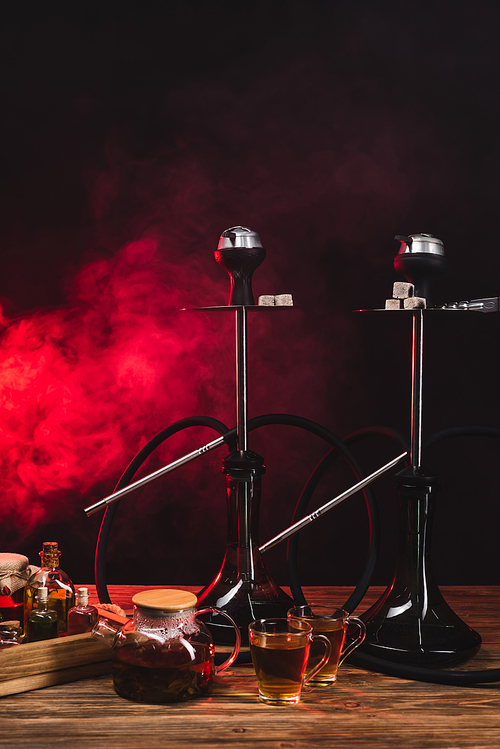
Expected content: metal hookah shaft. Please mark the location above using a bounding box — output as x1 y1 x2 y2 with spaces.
411 309 424 468
236 306 248 451
393 233 447 469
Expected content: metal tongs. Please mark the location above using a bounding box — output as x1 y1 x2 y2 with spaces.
433 296 499 312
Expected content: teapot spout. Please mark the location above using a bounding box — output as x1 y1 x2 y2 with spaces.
92 615 127 649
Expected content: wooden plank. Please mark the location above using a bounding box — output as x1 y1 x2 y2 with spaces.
0 631 111 696
0 660 112 697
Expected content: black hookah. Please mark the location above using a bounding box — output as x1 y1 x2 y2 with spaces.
285 232 500 684
86 225 396 650
85 228 500 683
358 233 483 666
185 227 296 642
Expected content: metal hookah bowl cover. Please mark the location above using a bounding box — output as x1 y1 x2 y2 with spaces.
395 233 444 255
217 226 263 249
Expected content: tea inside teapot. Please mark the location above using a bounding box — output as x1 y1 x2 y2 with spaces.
93 588 240 703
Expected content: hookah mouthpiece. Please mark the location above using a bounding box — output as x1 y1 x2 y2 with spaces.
215 226 266 305
393 233 447 305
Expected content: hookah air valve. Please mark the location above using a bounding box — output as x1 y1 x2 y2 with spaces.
214 226 266 306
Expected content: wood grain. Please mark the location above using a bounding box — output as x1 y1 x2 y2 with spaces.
0 632 112 697
0 586 499 749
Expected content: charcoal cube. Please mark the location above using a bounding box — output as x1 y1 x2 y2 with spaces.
393 281 415 299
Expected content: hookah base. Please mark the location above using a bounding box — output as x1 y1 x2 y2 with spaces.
360 468 482 667
358 618 482 667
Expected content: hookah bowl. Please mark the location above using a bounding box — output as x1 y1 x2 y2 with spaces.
196 226 293 645
358 233 481 666
214 226 266 306
393 233 447 304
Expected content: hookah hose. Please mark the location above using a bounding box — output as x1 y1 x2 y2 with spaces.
287 424 500 685
95 413 378 612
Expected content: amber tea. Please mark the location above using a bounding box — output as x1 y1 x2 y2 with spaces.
250 639 309 702
307 618 346 683
248 619 331 705
288 606 366 685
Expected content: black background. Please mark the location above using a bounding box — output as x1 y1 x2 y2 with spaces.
1 1 499 594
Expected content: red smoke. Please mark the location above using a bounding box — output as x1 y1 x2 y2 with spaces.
0 237 231 534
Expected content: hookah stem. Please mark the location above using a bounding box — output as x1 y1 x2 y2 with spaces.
235 305 253 578
411 309 424 468
236 306 248 452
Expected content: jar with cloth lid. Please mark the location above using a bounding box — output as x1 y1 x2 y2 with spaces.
0 553 38 632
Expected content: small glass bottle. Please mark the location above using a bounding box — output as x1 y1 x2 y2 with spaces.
0 621 22 649
67 588 98 635
24 542 75 637
27 587 58 642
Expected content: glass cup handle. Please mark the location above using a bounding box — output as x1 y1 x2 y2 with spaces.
196 607 241 673
303 634 332 686
338 616 366 666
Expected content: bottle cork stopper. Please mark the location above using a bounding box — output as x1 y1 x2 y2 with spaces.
42 542 58 552
41 542 60 567
38 587 48 600
78 587 89 605
132 588 198 612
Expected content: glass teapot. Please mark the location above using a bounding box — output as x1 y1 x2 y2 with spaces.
92 588 241 703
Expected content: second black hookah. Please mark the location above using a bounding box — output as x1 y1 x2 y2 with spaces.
284 231 500 683
357 233 483 666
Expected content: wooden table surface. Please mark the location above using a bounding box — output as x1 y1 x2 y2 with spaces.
1 585 499 749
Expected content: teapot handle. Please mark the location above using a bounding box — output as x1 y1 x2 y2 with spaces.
196 607 241 673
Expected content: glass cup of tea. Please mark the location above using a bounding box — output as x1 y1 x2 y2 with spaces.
287 605 366 685
248 618 331 705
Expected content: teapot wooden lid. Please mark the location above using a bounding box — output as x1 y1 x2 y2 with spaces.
132 588 198 612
